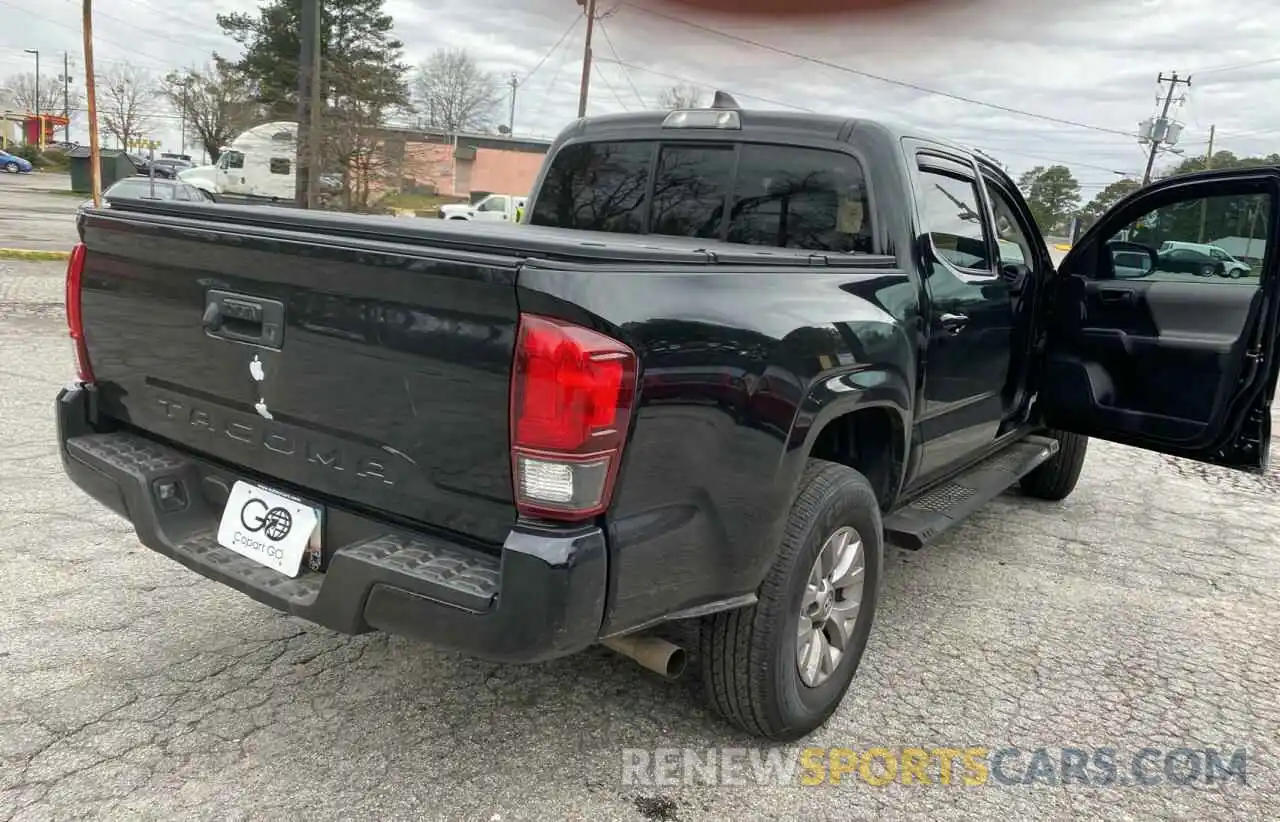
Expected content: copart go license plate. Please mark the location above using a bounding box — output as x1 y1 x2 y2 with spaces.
215 481 321 577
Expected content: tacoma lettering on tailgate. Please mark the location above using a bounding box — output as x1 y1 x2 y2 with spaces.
153 393 401 486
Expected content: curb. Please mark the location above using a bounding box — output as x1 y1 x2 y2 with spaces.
0 249 70 262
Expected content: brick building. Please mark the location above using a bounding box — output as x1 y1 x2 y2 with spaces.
380 128 552 200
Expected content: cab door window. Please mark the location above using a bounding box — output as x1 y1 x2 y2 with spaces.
918 170 993 271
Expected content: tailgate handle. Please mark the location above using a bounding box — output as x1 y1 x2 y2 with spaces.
203 290 285 348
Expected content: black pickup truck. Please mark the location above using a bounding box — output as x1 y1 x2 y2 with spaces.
57 97 1279 740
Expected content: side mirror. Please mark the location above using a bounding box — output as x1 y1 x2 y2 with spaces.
1106 241 1158 279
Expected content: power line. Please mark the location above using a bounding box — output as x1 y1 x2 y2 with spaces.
1192 56 1280 76
619 1 1143 139
596 20 646 108
0 0 174 70
970 144 1132 175
521 16 581 84
592 62 631 112
597 57 814 112
114 0 228 49
529 23 577 128
599 55 1135 175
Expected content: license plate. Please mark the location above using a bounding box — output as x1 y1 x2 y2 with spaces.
216 481 321 578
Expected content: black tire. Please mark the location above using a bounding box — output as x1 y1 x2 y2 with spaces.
1020 430 1088 501
3 162 18 173
1200 264 1215 277
699 459 882 741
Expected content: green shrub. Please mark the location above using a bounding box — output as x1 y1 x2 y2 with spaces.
10 144 49 168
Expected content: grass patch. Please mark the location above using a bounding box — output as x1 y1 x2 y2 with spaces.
0 249 71 261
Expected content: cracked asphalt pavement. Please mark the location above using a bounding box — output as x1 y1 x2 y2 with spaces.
2 258 1277 821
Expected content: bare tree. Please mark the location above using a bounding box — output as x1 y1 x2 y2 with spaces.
159 63 257 163
98 63 158 150
657 83 704 110
2 71 82 118
412 48 501 134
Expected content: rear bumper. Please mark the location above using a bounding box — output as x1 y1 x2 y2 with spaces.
55 385 608 663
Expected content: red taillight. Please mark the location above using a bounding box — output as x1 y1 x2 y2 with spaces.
510 314 637 520
65 242 94 383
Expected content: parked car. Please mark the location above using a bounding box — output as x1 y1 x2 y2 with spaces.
152 158 195 177
82 177 215 210
0 149 33 173
58 97 1280 741
129 154 177 179
1159 240 1251 277
1156 247 1227 277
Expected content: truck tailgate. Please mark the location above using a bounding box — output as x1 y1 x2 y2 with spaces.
78 206 521 545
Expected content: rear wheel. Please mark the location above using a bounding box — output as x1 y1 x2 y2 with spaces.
1020 430 1088 501
699 460 881 741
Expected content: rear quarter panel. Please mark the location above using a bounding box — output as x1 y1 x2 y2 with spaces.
517 263 917 634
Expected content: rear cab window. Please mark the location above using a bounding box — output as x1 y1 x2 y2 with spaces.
530 139 873 254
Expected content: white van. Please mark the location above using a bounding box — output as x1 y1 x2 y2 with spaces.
179 122 298 201
1158 241 1251 277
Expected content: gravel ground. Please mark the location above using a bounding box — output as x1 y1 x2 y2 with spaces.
1 259 1276 821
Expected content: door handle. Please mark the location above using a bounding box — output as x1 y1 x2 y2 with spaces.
1099 289 1135 305
939 313 968 334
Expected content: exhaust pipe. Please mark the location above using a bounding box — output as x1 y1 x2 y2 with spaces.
603 634 687 679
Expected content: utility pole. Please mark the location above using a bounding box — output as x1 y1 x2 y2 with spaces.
24 49 39 147
508 73 518 135
1142 71 1191 185
82 0 101 206
295 0 322 208
576 0 597 118
63 52 71 143
179 76 192 156
1197 124 1215 242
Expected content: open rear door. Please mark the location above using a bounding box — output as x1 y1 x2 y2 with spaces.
1039 167 1280 471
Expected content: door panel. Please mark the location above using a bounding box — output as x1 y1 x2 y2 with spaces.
1043 170 1279 469
1043 277 1263 441
911 156 1015 480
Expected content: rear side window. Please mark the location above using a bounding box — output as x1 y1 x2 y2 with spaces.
530 141 652 233
728 145 872 253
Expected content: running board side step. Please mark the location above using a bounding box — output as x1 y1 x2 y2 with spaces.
884 435 1059 551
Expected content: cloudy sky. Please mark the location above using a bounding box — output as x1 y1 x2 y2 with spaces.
2 0 1276 201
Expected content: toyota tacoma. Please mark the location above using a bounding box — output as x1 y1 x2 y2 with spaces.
57 95 1280 740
